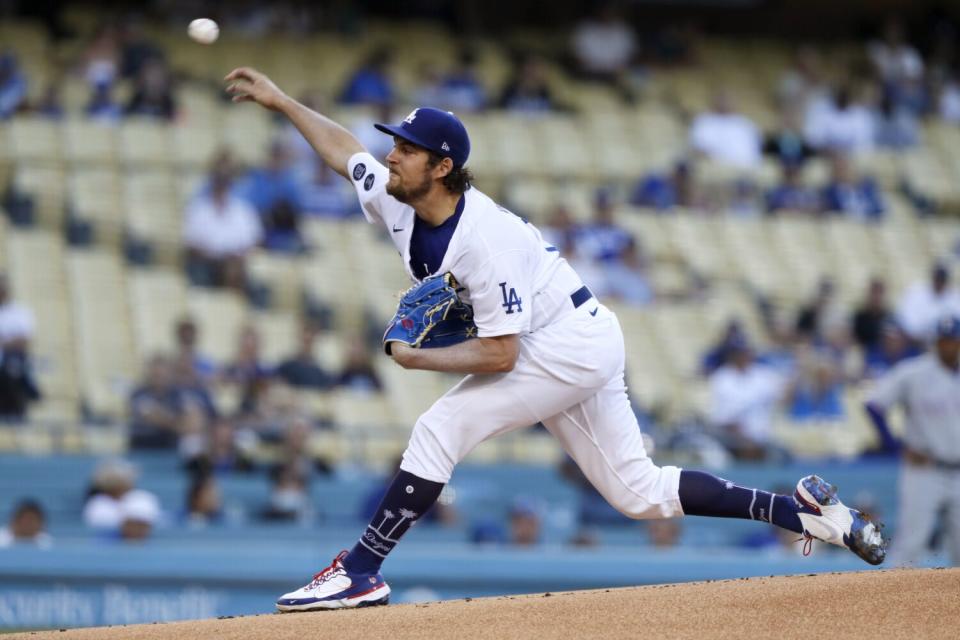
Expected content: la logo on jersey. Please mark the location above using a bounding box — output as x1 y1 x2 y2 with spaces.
499 282 522 314
403 109 419 125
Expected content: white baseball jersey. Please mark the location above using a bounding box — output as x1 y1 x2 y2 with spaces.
347 152 583 337
868 353 960 461
345 151 683 520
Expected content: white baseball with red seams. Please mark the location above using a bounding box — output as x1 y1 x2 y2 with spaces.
187 18 219 44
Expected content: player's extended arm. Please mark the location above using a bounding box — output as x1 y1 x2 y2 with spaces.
224 67 364 179
391 335 519 375
864 402 900 454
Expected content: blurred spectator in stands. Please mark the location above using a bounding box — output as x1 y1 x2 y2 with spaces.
508 497 542 547
125 58 176 120
852 278 893 353
85 81 123 124
861 322 921 381
79 24 120 89
35 82 64 120
785 347 845 422
416 49 487 113
574 189 632 264
0 272 40 420
600 237 654 306
183 472 223 528
570 3 638 101
83 459 162 540
764 108 816 168
173 316 216 381
821 154 885 220
937 70 960 124
0 51 27 119
538 204 578 255
766 163 821 215
804 84 875 154
276 322 333 390
297 158 357 219
261 199 307 254
726 178 762 218
128 354 192 450
795 277 844 342
896 263 960 342
337 338 384 393
629 160 699 212
271 416 332 480
238 378 303 442
261 463 312 523
708 338 785 460
689 90 762 169
239 141 301 217
701 319 747 376
0 499 51 549
339 47 394 107
118 19 164 80
222 324 271 388
868 17 925 109
647 518 681 549
185 417 256 475
499 53 559 115
351 102 396 165
184 152 263 291
777 45 828 113
874 94 919 150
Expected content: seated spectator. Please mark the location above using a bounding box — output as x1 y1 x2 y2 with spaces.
785 349 845 421
574 189 633 263
238 141 301 217
804 84 875 154
173 316 216 381
128 355 192 450
701 319 747 376
629 161 698 211
689 90 762 168
339 47 394 107
763 107 816 168
867 18 924 102
498 53 558 114
262 199 307 254
79 24 120 89
272 416 332 480
777 45 828 112
296 158 357 219
185 417 256 475
437 49 487 112
795 277 844 342
821 154 885 220
183 472 223 528
276 323 333 390
0 499 52 548
601 237 654 306
766 163 821 214
118 19 164 81
184 153 263 291
337 338 383 393
896 263 960 342
538 204 578 255
851 278 893 353
125 58 176 120
873 94 919 150
85 81 122 123
861 322 920 380
938 71 960 124
222 324 271 387
261 463 311 522
708 339 786 460
570 3 638 100
82 459 162 541
0 51 28 120
508 497 542 547
0 274 40 420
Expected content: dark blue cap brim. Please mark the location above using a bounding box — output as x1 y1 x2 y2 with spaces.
374 122 457 164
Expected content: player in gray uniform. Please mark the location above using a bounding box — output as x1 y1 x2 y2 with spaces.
224 67 886 612
866 316 960 565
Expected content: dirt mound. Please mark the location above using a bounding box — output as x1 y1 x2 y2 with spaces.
10 568 959 640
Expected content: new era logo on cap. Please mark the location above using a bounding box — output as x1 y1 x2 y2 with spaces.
936 316 960 339
374 107 471 168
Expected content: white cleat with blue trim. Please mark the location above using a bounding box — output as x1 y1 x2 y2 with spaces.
794 475 887 566
276 551 391 612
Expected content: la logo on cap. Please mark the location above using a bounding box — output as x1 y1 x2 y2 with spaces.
403 109 418 125
442 142 450 151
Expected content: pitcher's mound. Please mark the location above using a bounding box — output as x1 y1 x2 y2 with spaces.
10 568 959 640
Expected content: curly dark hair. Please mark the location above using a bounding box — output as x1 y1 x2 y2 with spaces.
426 151 474 195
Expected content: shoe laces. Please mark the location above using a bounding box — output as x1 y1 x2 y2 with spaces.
308 552 347 588
800 532 814 557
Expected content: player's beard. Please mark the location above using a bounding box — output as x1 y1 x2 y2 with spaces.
387 170 433 204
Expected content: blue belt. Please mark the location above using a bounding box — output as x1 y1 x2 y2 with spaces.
570 286 593 309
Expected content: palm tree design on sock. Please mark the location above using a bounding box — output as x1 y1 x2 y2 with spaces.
387 508 418 538
377 509 395 530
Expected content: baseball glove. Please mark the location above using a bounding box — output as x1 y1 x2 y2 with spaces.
382 272 477 355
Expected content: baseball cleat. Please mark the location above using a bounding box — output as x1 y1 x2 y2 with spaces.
276 550 391 612
794 475 887 565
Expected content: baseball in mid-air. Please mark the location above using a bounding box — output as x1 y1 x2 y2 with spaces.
188 18 219 44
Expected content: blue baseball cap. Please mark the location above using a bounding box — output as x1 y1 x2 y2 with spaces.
375 107 470 168
936 316 960 339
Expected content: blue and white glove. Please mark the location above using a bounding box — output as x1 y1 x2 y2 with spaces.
382 272 477 355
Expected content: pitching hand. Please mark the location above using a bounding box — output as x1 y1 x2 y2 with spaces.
224 67 288 111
